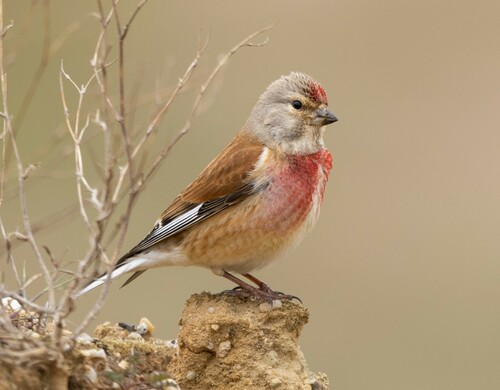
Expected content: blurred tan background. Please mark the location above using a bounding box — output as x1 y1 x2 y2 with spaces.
2 1 500 389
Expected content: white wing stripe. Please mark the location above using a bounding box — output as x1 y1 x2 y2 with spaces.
132 204 203 252
125 183 261 256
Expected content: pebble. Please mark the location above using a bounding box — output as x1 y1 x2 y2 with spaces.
272 300 282 309
270 378 282 387
137 317 155 335
127 332 143 340
1 297 22 311
210 324 220 331
83 365 98 385
80 348 106 359
307 373 321 389
118 359 129 370
266 350 279 366
25 330 41 339
207 307 215 314
62 341 72 352
75 333 94 344
260 300 282 312
217 340 231 358
186 370 196 380
165 379 180 390
136 323 148 335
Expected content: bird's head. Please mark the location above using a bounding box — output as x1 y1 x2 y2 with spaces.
246 72 337 155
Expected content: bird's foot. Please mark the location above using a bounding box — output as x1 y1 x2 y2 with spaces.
219 271 302 303
259 289 302 304
220 285 301 303
241 272 302 302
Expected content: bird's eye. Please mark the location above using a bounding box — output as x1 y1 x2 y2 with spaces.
292 100 303 110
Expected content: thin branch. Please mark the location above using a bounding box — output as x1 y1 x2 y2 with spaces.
59 63 97 235
0 290 54 315
110 36 209 204
74 0 150 336
0 216 21 289
110 1 151 261
111 0 134 187
145 25 272 186
0 0 55 308
121 0 148 41
0 20 12 207
2 1 53 192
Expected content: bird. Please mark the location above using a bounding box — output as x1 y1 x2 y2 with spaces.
77 72 338 300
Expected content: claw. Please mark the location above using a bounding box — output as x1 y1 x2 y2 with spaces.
218 270 303 303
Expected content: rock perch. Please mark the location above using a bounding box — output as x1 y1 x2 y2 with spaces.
169 292 329 390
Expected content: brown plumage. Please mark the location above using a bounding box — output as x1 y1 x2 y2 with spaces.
77 72 338 300
162 131 264 216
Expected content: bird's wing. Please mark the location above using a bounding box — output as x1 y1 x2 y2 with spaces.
119 130 265 260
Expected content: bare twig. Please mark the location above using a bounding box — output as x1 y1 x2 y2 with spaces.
143 25 272 186
2 1 78 196
59 63 98 232
107 0 145 266
121 0 148 41
0 216 20 289
0 21 11 207
74 0 152 336
0 0 55 308
110 36 209 205
1 0 272 346
111 0 135 187
0 289 54 315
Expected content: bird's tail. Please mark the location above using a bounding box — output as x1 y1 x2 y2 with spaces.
75 258 149 298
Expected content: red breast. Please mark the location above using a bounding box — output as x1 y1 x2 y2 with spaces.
254 148 333 233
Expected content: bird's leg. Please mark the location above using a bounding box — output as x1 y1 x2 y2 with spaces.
243 272 302 303
242 273 273 293
220 271 279 301
220 271 263 295
220 271 301 303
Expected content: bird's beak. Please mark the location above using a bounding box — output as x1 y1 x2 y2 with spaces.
315 107 338 126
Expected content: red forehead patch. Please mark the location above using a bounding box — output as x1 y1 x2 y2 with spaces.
309 81 328 105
